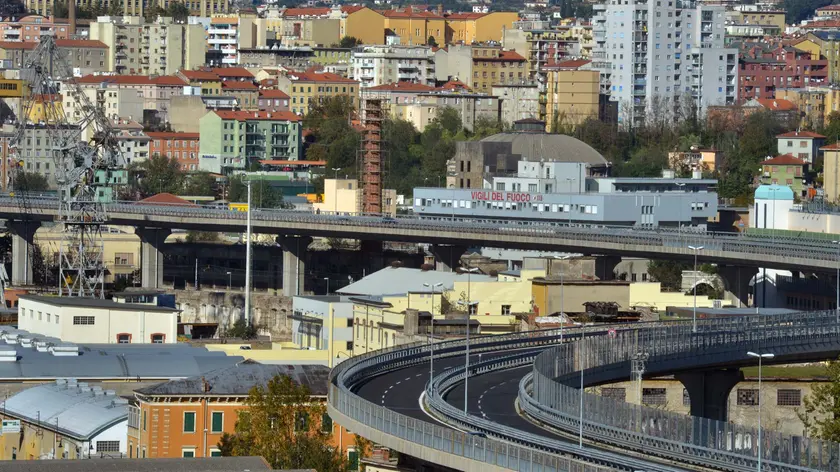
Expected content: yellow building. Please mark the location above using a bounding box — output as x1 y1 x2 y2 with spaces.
312 178 397 216
277 70 359 116
628 282 719 313
774 88 827 129
822 143 840 202
439 44 528 94
27 94 65 124
381 10 446 46
445 12 518 44
177 69 223 95
343 7 387 44
736 10 786 29
0 79 24 98
544 62 601 130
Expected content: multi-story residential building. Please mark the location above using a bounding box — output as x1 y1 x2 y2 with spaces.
392 88 500 132
89 16 205 75
503 26 577 83
26 0 229 17
0 39 109 75
61 83 145 133
178 69 223 95
492 84 540 124
16 124 77 187
198 110 303 174
277 6 342 47
127 363 355 459
207 15 257 66
795 32 840 85
258 89 290 112
775 87 829 129
593 1 738 126
738 46 827 101
277 70 359 115
735 9 786 29
147 131 200 171
442 11 519 44
759 154 809 197
351 45 435 88
776 130 825 164
544 59 610 129
112 119 150 165
435 44 528 94
75 74 188 123
0 15 70 42
221 81 259 109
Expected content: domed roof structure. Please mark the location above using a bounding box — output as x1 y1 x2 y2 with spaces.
480 132 609 167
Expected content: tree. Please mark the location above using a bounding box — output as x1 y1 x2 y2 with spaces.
14 171 49 192
221 374 349 471
427 35 438 47
337 36 361 48
471 116 505 140
226 318 258 339
183 171 218 197
647 260 690 291
166 1 190 22
435 107 463 136
799 356 840 441
228 175 287 209
131 154 186 197
304 96 361 174
824 112 840 144
185 231 220 243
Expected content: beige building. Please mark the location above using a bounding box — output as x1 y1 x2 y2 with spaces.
18 295 178 344
208 15 258 66
435 43 528 94
75 74 188 123
26 0 228 17
313 178 396 216
61 84 145 140
393 89 500 132
545 61 602 130
0 39 109 76
822 143 840 202
89 16 205 75
351 45 436 88
492 84 540 124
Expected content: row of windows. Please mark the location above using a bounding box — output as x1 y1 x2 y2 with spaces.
736 388 802 406
29 309 59 324
602 386 803 407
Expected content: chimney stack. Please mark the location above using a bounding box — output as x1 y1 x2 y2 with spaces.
68 0 76 36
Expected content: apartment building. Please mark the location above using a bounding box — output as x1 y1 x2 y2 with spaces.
0 15 71 42
112 119 150 165
207 16 258 66
62 84 144 137
198 110 302 174
258 89 290 112
27 0 228 17
351 45 435 88
392 88 500 132
504 26 578 83
277 7 342 46
435 43 528 94
544 59 604 129
15 124 77 188
593 0 738 126
492 84 540 124
0 39 109 75
89 16 205 75
277 70 359 115
738 45 827 101
221 81 259 109
147 132 200 170
75 74 188 123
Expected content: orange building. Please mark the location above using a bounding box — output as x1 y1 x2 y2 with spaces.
127 362 357 459
147 132 200 171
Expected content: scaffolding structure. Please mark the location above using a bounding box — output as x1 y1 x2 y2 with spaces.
358 91 388 215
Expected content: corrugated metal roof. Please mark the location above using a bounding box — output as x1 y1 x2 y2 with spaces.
337 267 494 297
18 295 178 312
136 361 330 396
0 381 129 440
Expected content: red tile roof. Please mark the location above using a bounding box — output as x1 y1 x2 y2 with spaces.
381 9 443 18
477 50 526 62
822 143 840 150
76 74 187 86
755 98 797 111
342 5 367 14
367 82 435 92
282 7 331 16
146 132 200 139
549 58 592 69
445 12 487 19
438 79 470 91
259 89 290 98
179 69 220 81
0 39 107 49
222 80 257 90
817 4 840 10
212 67 254 79
761 154 808 165
286 70 358 83
214 110 301 122
260 78 279 88
776 130 826 139
136 193 198 207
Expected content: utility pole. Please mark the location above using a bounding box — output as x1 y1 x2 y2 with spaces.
244 179 252 326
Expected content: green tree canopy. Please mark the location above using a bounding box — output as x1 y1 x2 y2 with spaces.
647 260 690 291
130 154 186 197
220 374 349 471
427 35 438 47
799 356 840 441
14 171 49 192
435 107 463 136
166 1 190 21
183 171 218 197
337 36 361 48
304 96 361 175
228 175 287 209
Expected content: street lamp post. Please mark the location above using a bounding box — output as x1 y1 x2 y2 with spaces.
747 351 775 472
331 168 340 215
244 178 252 326
579 326 585 448
226 271 231 290
423 282 444 390
676 182 686 236
834 241 840 324
458 266 479 416
552 255 572 343
323 277 330 295
688 245 703 333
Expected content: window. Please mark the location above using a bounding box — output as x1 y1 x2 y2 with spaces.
210 449 222 457
528 183 537 192
96 441 120 452
117 333 131 344
151 334 165 343
777 389 801 406
183 411 196 432
295 412 309 431
73 316 94 325
601 387 626 402
142 410 146 431
683 388 691 406
55 315 59 324
501 305 511 315
211 411 224 433
321 412 333 433
496 182 504 191
737 388 759 406
642 388 667 405
182 448 195 458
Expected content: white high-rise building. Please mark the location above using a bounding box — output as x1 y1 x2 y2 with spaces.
350 45 436 88
593 0 737 126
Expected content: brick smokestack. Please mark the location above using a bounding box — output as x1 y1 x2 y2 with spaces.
68 0 76 36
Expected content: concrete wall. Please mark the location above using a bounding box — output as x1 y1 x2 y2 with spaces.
173 289 293 340
629 282 719 312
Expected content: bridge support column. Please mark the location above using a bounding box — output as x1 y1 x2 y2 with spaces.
8 220 39 286
430 244 467 272
279 235 312 297
676 368 743 421
718 266 756 308
136 227 171 290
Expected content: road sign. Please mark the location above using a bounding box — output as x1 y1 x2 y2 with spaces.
608 328 617 338
2 419 20 434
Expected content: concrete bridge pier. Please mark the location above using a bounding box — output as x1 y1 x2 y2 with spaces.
675 368 743 421
136 227 171 289
430 244 467 272
279 235 312 297
718 265 756 308
8 220 39 286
